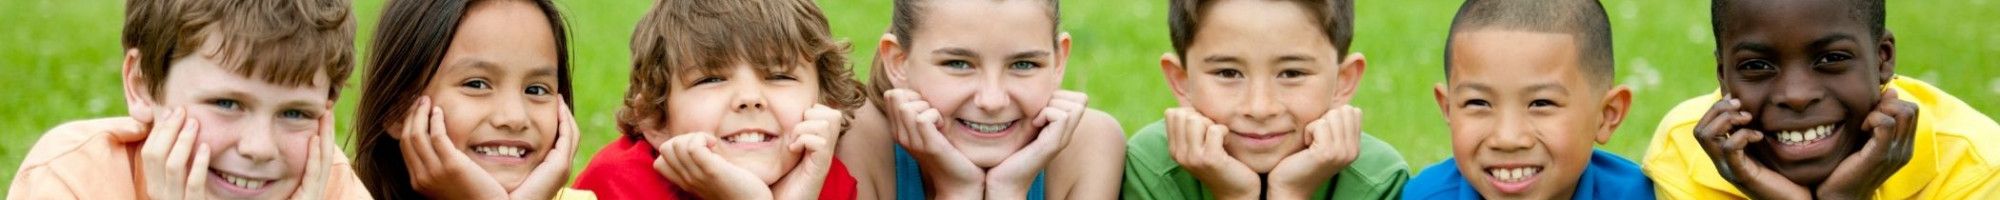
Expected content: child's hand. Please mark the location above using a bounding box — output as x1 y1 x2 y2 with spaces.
986 91 1088 199
1693 95 1809 199
292 107 336 199
1267 105 1362 199
510 98 584 200
1814 89 1918 200
653 132 773 199
137 107 213 200
772 105 844 200
883 89 986 198
395 97 510 199
1164 108 1261 200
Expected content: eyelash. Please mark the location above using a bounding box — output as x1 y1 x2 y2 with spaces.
525 84 552 96
461 79 492 90
1210 68 1243 79
1009 61 1041 70
943 60 972 70
210 99 242 110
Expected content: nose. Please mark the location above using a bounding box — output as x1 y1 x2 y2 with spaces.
237 118 280 163
1773 69 1823 111
1240 82 1283 122
490 96 531 133
973 76 1009 114
1486 112 1536 152
732 83 768 112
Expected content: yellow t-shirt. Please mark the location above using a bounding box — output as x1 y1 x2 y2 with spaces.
1641 76 2000 199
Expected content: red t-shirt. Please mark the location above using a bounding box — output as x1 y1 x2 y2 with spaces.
574 137 857 200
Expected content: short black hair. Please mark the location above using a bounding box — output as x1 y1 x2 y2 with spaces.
1168 0 1353 60
1444 0 1615 87
1710 0 1886 47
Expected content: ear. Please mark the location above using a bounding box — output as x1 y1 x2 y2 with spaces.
1594 85 1634 144
1053 32 1073 80
1432 83 1451 124
1160 53 1193 107
879 33 911 88
1875 30 1897 85
1332 53 1368 106
122 48 158 123
635 116 671 145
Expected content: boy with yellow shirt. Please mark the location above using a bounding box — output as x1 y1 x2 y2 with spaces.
7 0 369 199
1641 0 2000 199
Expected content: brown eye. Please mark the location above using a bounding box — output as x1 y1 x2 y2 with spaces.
1211 69 1243 79
525 85 552 96
1463 99 1490 108
461 79 492 90
1814 53 1852 65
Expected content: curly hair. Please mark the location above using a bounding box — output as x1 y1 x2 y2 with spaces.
618 0 865 140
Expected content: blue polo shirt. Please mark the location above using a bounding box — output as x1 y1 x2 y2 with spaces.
1403 149 1654 200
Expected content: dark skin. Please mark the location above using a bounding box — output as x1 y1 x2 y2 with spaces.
1694 0 1919 199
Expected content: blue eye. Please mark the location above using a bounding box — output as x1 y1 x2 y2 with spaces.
211 99 242 110
942 60 972 70
461 79 492 90
1008 61 1040 70
280 110 311 119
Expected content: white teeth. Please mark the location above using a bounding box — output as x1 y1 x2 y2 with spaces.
473 146 528 158
1487 167 1541 182
725 133 769 143
222 174 265 189
960 120 1010 132
1776 124 1836 145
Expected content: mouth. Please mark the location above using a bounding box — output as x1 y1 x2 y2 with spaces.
1765 122 1843 162
1231 131 1292 147
956 118 1017 138
469 140 535 164
720 129 779 149
1484 165 1543 194
209 169 275 197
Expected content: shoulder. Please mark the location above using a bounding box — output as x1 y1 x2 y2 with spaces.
1585 149 1656 197
1347 133 1412 178
21 117 141 168
1122 120 1173 173
1402 159 1467 200
1642 92 1722 175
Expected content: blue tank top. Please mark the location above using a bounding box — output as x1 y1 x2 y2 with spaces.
894 143 1046 200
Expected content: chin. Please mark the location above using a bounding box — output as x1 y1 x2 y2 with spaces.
1234 152 1287 173
958 144 1023 168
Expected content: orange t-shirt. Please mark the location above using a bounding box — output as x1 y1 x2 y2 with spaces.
7 118 372 199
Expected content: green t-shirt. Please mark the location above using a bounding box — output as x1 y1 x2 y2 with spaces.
1122 120 1410 200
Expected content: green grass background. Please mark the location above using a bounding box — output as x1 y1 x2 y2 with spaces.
4 0 1995 196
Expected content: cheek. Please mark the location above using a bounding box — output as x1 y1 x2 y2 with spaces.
282 136 311 174
769 87 818 129
438 99 484 144
665 94 726 134
534 105 561 147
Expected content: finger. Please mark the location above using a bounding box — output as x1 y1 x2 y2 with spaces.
166 117 202 183
185 144 211 199
411 108 442 173
144 107 187 159
1204 125 1228 155
1723 129 1764 151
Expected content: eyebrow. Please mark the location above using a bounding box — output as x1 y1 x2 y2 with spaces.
1275 55 1315 63
449 58 501 75
1453 83 1493 94
1808 33 1857 51
933 48 978 58
528 66 558 79
1523 82 1569 96
1007 51 1051 60
1731 41 1773 55
1202 55 1241 64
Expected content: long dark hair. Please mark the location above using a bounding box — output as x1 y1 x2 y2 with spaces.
351 0 572 199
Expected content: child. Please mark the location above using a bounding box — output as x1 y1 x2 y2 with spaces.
1122 0 1410 199
1642 0 2000 199
571 0 867 199
349 0 588 199
1403 0 1653 199
845 0 1128 199
7 0 366 199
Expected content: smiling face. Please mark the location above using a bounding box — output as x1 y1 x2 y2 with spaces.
1714 0 1892 186
883 0 1065 168
421 0 563 192
1440 30 1612 199
661 61 821 184
1168 0 1347 173
145 40 330 200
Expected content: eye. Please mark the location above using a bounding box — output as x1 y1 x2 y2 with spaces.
693 76 725 85
1277 69 1306 79
942 60 972 70
279 109 313 120
460 79 492 90
1008 61 1041 70
1814 53 1852 65
1463 99 1491 108
768 73 799 81
1210 68 1243 79
1737 60 1776 71
1530 99 1559 108
210 99 242 111
525 84 552 96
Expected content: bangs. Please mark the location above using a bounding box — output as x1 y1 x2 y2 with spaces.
633 0 824 78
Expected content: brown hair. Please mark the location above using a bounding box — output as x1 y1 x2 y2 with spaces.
865 0 1061 114
349 0 573 199
1445 0 1614 87
617 0 865 140
1166 0 1352 61
122 0 355 100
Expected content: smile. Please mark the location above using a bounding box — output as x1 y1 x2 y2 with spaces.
1774 124 1838 145
957 119 1016 137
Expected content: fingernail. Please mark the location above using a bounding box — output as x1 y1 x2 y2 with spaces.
1729 99 1740 106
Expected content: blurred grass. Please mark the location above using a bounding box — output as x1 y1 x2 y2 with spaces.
3 0 1995 196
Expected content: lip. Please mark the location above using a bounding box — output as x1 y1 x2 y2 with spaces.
208 169 276 197
1764 122 1844 162
956 118 1018 139
1482 164 1543 194
468 140 536 164
719 128 779 150
1232 131 1292 147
